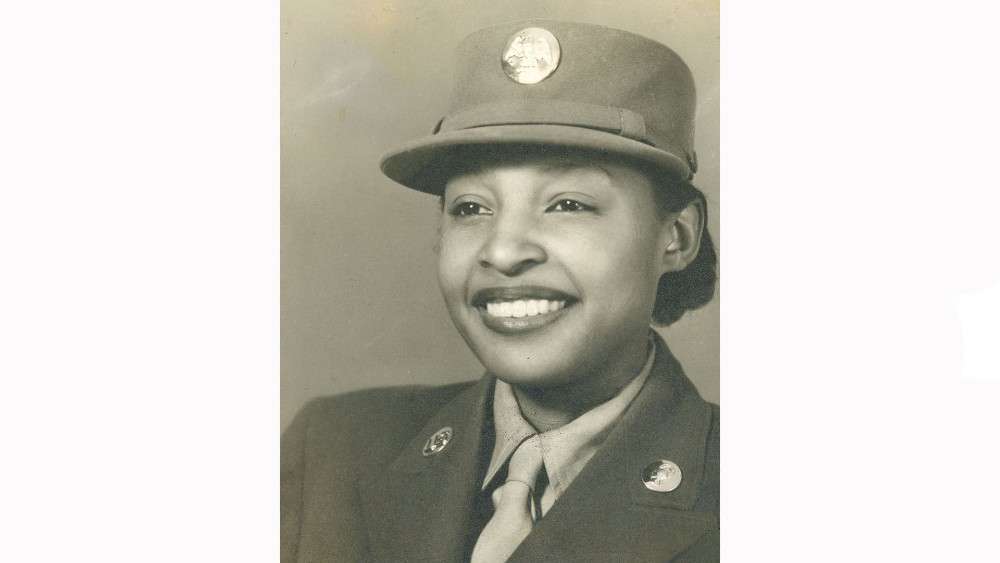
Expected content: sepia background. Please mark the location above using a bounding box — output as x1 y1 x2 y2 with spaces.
281 0 720 430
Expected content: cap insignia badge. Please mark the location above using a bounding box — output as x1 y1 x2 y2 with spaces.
501 27 561 85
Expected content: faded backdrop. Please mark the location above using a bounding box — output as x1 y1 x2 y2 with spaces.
282 0 720 430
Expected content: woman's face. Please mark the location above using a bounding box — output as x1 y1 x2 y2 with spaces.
438 155 675 389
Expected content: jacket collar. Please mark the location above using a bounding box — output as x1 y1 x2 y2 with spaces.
357 375 495 562
509 334 717 561
358 333 716 562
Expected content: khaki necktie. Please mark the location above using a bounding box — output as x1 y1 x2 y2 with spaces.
470 435 545 563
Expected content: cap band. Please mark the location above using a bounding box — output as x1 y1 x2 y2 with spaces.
435 100 652 146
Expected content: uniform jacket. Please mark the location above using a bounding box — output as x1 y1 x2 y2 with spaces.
281 336 719 562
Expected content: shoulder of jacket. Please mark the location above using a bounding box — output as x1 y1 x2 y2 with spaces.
289 381 477 466
303 381 475 422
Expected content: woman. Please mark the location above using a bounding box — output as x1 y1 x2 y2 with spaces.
282 20 718 562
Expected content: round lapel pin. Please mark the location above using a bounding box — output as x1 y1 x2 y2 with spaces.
501 27 561 85
422 426 453 456
642 459 683 492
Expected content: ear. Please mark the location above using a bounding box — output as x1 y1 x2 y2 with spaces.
658 199 704 274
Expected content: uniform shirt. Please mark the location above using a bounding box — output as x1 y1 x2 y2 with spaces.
481 343 656 517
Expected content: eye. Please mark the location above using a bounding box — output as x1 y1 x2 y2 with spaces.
449 201 493 217
546 199 595 213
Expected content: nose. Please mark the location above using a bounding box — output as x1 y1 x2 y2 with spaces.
477 216 547 276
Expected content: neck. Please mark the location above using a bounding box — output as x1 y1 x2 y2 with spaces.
511 334 652 433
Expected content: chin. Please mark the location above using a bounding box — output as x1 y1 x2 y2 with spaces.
448 298 649 390
459 325 593 389
478 351 581 390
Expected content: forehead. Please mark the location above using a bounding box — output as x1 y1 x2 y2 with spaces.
442 147 651 192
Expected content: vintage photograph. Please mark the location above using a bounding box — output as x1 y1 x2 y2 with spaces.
10 1 1000 562
282 2 719 561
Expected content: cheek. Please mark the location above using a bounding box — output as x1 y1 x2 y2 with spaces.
436 227 480 298
562 223 661 307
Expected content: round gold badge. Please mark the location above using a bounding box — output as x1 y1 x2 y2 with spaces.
642 459 683 493
501 27 561 85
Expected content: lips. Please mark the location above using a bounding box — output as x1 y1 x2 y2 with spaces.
471 286 576 306
470 286 577 335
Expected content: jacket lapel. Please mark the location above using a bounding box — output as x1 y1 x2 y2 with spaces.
509 336 717 562
357 376 495 562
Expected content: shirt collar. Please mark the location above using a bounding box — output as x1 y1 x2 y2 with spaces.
481 337 657 497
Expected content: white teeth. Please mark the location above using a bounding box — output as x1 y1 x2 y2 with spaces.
525 300 539 316
484 299 568 318
512 301 526 317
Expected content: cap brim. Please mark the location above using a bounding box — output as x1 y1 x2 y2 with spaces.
379 124 691 195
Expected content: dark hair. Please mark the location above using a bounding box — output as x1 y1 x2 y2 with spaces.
644 171 717 326
432 144 717 325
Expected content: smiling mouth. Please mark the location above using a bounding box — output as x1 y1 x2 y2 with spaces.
485 299 567 318
471 287 577 334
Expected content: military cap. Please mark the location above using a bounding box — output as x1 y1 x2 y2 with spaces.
380 20 699 194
